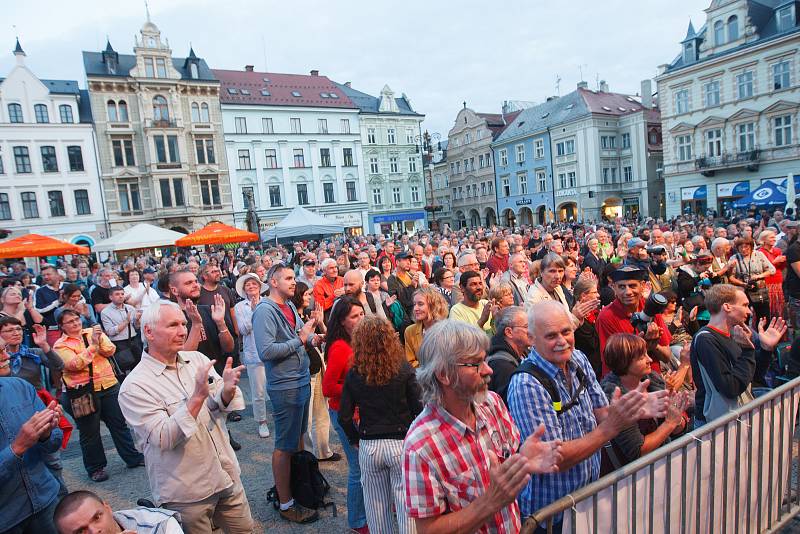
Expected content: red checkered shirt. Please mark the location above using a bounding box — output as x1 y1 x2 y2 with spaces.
403 391 522 533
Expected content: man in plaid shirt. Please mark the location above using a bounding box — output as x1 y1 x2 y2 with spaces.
507 301 668 530
403 320 563 533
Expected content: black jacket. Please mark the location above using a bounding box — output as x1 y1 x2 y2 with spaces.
487 333 523 404
338 362 422 444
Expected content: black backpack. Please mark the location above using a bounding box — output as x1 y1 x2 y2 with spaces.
267 451 337 516
510 360 588 416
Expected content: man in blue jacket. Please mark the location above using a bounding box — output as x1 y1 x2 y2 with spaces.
253 264 321 524
1 341 64 534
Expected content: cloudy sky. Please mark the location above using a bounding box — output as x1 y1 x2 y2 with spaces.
3 0 708 136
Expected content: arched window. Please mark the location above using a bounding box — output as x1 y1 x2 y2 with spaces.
107 100 118 122
7 103 23 123
200 103 210 123
728 15 739 41
714 20 725 44
118 100 129 122
191 102 200 122
190 63 199 79
34 104 49 123
153 95 169 122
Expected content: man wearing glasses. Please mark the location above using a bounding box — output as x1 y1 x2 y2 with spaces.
403 319 563 533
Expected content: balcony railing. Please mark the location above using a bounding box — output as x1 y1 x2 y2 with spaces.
695 150 760 175
145 119 178 129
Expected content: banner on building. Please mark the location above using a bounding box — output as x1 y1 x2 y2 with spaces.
681 185 707 201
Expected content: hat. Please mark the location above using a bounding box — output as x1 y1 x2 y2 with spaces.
395 251 412 260
627 237 647 249
235 273 267 298
610 265 648 282
785 220 800 228
143 266 156 274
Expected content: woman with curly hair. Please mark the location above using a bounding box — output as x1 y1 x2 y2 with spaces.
403 286 449 368
338 316 423 534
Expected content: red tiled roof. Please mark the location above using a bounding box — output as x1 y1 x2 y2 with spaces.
578 87 648 116
477 110 521 139
212 69 357 109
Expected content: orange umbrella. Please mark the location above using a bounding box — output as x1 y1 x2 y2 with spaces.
0 234 90 259
175 222 259 247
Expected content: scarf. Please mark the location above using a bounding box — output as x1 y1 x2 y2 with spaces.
10 344 42 375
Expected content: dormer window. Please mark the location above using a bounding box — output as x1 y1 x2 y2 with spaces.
291 91 302 97
190 63 198 79
727 15 738 41
683 42 695 63
714 20 724 45
778 6 795 31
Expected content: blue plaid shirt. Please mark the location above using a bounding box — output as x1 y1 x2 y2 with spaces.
507 348 608 519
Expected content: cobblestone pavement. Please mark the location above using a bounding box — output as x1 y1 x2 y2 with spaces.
60 373 351 533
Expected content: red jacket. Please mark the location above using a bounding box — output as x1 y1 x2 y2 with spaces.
486 253 509 275
322 339 352 411
313 276 343 311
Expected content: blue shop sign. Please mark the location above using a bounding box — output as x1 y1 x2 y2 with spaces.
372 211 427 223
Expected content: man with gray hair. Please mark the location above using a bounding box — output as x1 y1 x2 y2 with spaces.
403 319 563 533
487 306 530 403
118 300 253 533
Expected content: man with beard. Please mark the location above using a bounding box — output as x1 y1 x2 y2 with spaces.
690 284 786 425
449 270 493 333
403 319 563 533
387 251 417 335
487 306 529 403
198 263 238 339
508 301 664 526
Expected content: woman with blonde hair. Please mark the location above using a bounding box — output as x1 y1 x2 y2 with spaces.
338 316 422 534
404 286 449 367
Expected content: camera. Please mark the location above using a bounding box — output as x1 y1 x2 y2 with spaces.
630 293 669 334
646 246 666 255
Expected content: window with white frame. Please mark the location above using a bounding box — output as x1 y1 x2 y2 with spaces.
318 119 328 134
290 118 301 134
706 129 722 157
518 172 528 194
775 115 792 146
411 185 420 202
534 139 544 158
238 149 252 170
293 148 305 167
340 119 350 134
343 148 353 166
677 134 692 161
537 170 547 192
516 144 525 163
481 182 487 196
346 181 357 201
499 149 508 166
234 117 247 133
601 135 617 149
502 177 510 197
568 171 576 187
738 123 755 152
390 157 399 173
736 71 753 99
199 175 221 207
452 187 458 200
74 189 90 215
269 185 282 207
485 152 492 167
478 154 485 168
773 61 790 90
0 193 10 219
556 139 575 156
323 182 335 203
369 157 379 174
409 157 417 173
367 128 376 144
21 192 39 218
59 105 73 124
778 6 794 31
200 103 209 122
13 146 31 173
296 183 309 205
319 148 332 167
728 15 739 41
465 133 471 144
160 178 185 207
262 117 274 134
406 128 415 144
48 191 65 216
704 81 720 107
558 172 567 189
675 89 689 114
623 166 633 182
392 187 401 204
195 138 215 164
714 20 725 45
622 133 631 149
387 128 396 144
34 104 49 123
117 182 141 213
372 188 382 205
265 149 278 169
112 138 135 167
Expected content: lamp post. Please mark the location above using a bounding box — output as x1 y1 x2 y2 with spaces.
416 130 442 231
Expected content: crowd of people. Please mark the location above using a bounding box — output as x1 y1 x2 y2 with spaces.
1 207 797 533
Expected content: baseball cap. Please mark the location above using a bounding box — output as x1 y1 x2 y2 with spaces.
627 237 648 249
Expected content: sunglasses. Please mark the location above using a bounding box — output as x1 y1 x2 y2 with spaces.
303 261 317 266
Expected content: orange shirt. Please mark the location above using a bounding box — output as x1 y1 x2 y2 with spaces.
54 328 118 391
313 276 343 311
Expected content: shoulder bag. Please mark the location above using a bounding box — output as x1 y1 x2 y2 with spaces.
64 332 97 418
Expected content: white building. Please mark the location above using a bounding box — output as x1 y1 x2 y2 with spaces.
214 67 369 235
656 0 800 218
0 40 105 245
336 83 426 234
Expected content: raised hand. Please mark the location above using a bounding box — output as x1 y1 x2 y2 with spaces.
298 316 317 344
192 358 216 400
639 381 669 419
689 306 699 322
211 294 226 325
31 324 49 350
732 324 755 350
221 357 245 398
758 317 788 352
11 405 58 457
483 452 532 511
25 293 34 310
91 325 102 346
519 424 562 474
606 386 646 432
572 298 600 321
185 299 202 325
665 391 688 427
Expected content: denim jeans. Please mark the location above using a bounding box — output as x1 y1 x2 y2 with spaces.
60 383 143 475
329 408 366 529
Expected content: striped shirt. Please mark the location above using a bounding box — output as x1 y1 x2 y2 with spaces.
403 391 521 533
507 348 608 520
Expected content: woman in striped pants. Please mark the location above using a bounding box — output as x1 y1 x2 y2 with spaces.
338 315 423 534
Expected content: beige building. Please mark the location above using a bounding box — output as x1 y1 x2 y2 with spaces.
82 18 233 234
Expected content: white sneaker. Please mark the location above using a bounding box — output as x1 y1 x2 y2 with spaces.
258 423 271 438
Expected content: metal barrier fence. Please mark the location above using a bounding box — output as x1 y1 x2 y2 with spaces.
522 376 800 534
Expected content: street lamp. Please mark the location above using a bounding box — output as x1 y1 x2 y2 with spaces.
416 130 442 231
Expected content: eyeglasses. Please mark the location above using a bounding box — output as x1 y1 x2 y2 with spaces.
1 327 23 333
456 359 487 370
303 261 317 266
509 324 528 330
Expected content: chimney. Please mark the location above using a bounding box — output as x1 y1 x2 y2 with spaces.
640 79 653 109
599 80 609 92
310 69 319 76
577 81 588 89
344 81 351 88
244 65 254 72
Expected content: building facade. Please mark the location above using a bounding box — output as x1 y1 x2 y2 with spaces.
657 0 800 218
336 83 426 234
82 18 233 235
215 68 369 235
424 138 450 230
494 83 663 224
448 107 517 228
0 40 105 245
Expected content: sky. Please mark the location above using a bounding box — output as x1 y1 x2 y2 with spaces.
2 0 710 137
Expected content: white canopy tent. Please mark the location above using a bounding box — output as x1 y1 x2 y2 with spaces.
92 223 187 252
262 206 345 241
